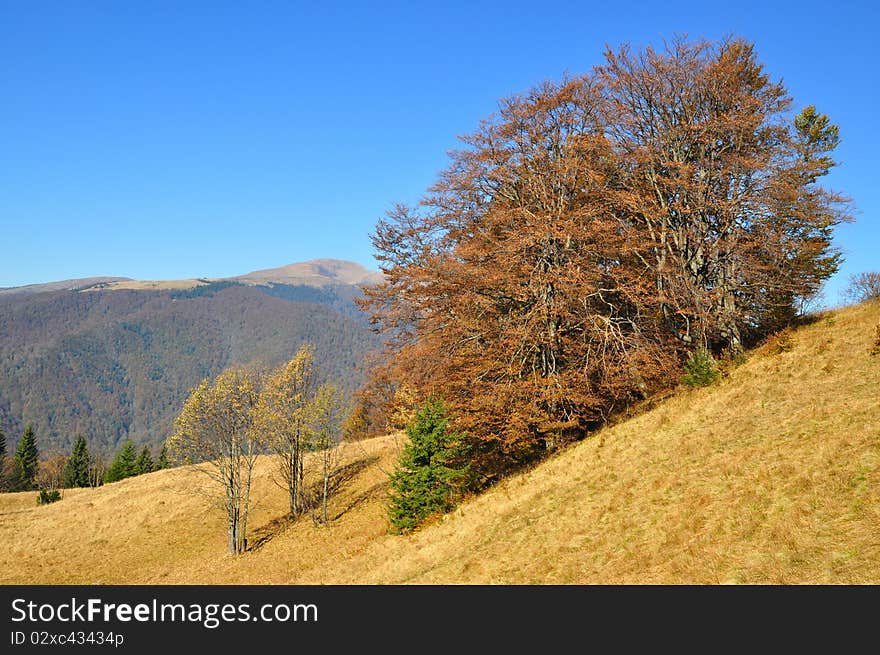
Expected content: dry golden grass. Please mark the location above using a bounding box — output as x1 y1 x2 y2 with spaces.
2 301 878 584
0 436 400 584
82 279 207 292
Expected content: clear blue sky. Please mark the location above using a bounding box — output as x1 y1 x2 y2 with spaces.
1 1 877 304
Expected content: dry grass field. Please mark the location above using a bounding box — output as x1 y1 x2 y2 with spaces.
2 301 878 584
83 279 208 292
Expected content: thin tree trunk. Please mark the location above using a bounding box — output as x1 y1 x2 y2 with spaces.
296 438 305 514
228 505 236 554
241 462 251 553
322 464 329 524
287 442 299 517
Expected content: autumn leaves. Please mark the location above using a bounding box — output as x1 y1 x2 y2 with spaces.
358 37 850 479
169 345 343 554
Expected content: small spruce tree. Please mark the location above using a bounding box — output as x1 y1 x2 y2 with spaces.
156 443 170 470
388 398 469 533
0 426 6 461
134 446 154 475
37 489 61 505
683 348 720 387
13 425 39 491
62 435 91 488
104 440 137 483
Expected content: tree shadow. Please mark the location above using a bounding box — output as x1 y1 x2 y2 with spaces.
247 453 381 552
331 480 387 521
325 455 380 495
248 514 295 551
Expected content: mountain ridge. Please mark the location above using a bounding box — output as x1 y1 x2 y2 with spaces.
0 259 383 296
0 276 132 296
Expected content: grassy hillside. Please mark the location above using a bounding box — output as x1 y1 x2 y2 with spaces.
2 301 878 584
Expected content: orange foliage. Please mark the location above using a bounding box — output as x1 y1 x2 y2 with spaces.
359 37 850 478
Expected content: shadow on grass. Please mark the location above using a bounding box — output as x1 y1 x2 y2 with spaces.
332 480 387 522
247 454 381 552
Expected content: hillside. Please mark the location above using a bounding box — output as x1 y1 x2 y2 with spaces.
0 263 380 454
2 300 878 584
0 276 130 296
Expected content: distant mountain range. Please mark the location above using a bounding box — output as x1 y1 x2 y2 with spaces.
0 260 382 455
0 258 384 295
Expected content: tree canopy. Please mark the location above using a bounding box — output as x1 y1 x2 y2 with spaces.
360 37 850 477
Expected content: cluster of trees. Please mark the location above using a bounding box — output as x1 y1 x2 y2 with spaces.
0 425 170 502
169 344 345 554
358 36 851 492
103 439 169 483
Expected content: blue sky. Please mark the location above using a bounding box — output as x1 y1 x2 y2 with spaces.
1 1 877 304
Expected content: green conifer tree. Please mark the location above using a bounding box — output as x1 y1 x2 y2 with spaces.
156 443 170 470
682 348 721 387
62 435 91 488
104 440 137 483
134 446 154 476
388 398 469 533
0 427 6 461
13 425 39 491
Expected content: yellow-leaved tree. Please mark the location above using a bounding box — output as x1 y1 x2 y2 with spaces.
253 344 316 517
311 382 345 524
168 367 261 555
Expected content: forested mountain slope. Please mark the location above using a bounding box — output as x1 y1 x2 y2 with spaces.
0 268 379 453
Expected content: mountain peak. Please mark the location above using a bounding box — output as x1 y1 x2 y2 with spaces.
236 259 383 287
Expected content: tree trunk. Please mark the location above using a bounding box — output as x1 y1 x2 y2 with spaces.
240 465 251 554
297 450 305 514
288 442 298 516
322 468 329 524
228 506 237 554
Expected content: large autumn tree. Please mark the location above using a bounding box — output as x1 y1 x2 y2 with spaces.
598 39 850 349
360 37 850 478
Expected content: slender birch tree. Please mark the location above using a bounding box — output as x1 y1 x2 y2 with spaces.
311 383 344 524
254 345 316 517
169 367 261 555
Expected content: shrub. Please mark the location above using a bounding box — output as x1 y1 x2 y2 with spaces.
769 328 796 354
870 325 880 357
37 489 61 505
682 348 720 387
388 398 469 533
